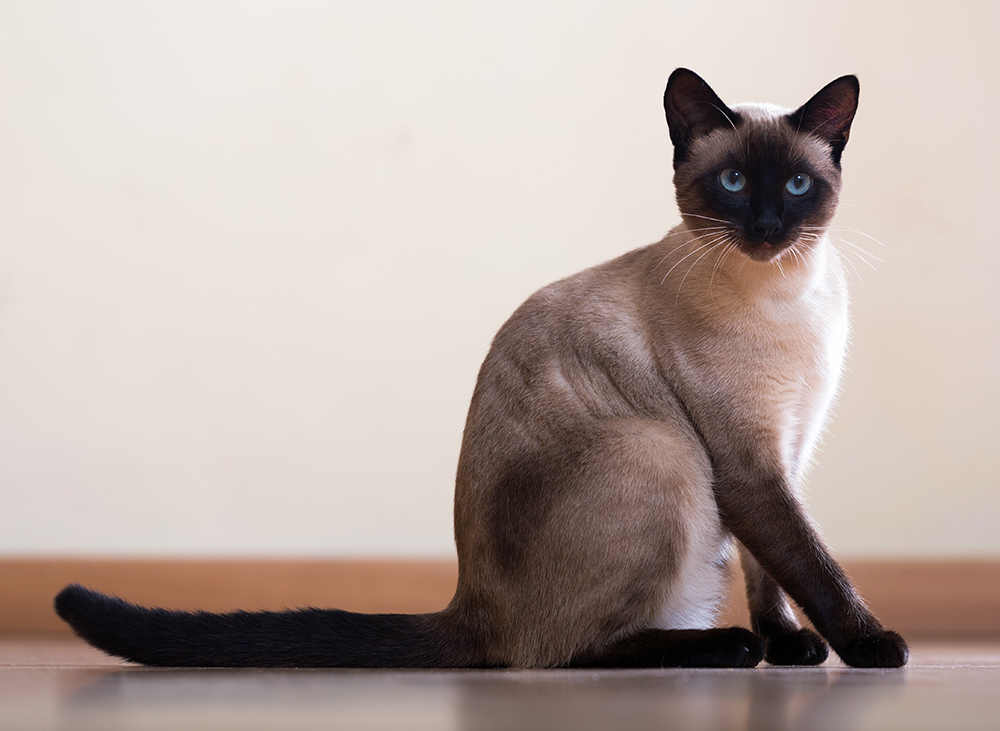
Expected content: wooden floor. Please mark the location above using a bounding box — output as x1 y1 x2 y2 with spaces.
3 635 1000 730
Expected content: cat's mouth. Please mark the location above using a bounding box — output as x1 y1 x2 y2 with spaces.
739 233 795 262
738 237 795 262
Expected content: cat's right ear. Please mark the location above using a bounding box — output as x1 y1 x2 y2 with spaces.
663 69 741 169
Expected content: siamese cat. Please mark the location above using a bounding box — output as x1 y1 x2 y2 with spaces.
56 69 908 669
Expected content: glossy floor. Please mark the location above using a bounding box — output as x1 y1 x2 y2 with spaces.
2 636 999 730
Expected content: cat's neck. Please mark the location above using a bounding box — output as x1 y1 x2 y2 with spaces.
651 221 845 322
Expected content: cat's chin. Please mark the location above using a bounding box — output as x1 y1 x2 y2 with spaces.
737 240 795 263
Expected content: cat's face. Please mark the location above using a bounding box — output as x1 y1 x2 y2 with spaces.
664 70 859 263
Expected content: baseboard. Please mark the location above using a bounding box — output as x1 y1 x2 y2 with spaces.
0 558 460 633
2 557 998 636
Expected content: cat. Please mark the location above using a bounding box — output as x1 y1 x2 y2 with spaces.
55 68 908 669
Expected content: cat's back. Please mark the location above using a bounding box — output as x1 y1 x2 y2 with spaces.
465 243 679 435
493 244 664 374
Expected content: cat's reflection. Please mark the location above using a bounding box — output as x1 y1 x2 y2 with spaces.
450 666 907 731
745 668 907 731
60 665 906 731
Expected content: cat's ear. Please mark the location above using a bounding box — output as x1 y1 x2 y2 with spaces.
789 75 860 168
663 68 740 168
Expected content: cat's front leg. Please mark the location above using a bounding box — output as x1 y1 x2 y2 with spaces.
714 463 908 668
738 543 828 665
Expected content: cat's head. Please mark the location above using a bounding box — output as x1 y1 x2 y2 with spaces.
664 69 859 262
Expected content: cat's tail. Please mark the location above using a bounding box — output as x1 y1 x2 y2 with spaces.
54 584 483 668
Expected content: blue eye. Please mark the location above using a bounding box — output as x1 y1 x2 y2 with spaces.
786 173 812 195
719 169 746 192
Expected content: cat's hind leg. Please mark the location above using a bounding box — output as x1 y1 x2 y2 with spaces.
570 627 764 668
458 416 744 668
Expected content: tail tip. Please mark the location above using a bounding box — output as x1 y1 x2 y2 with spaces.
54 583 103 625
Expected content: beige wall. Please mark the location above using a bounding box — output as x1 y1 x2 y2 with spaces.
1 2 997 558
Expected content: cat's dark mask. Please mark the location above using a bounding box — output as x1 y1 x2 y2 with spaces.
664 69 859 261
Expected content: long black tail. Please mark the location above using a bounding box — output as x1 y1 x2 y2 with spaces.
54 584 480 668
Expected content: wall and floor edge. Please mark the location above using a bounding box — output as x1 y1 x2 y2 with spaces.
2 558 998 636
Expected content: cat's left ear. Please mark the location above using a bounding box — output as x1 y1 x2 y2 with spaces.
789 75 860 168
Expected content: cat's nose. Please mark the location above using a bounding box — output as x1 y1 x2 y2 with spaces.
752 214 782 241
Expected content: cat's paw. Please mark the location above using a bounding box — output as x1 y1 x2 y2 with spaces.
703 627 766 668
838 630 909 668
764 628 829 666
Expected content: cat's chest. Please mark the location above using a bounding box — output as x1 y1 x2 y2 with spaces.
671 285 848 444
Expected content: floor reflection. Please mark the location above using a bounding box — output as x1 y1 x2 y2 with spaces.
7 638 1000 730
48 665 922 731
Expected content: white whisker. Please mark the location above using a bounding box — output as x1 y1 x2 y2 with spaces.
663 225 729 238
830 237 880 269
709 240 740 314
798 225 887 249
835 247 865 284
830 237 885 263
675 237 729 306
681 213 732 225
658 234 731 286
838 246 879 272
648 228 734 280
830 226 888 249
709 239 738 295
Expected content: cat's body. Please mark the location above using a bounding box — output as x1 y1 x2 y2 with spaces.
55 70 908 669
450 223 849 668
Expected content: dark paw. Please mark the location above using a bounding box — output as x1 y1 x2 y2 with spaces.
838 630 909 668
764 628 829 666
695 627 765 668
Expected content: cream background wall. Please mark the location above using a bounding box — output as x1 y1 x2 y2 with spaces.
1 1 997 558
